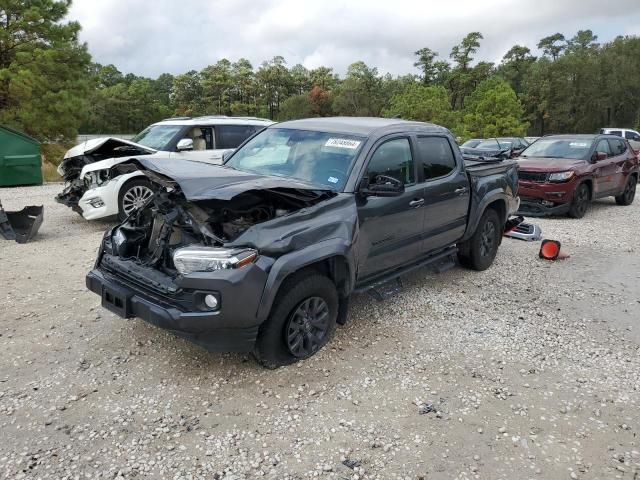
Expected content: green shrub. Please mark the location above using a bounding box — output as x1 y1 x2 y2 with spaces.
40 143 70 167
42 162 61 183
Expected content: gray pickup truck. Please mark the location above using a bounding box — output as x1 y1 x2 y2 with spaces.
86 117 519 367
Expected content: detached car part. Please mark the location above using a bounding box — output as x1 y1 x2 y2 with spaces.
503 215 542 241
0 200 44 243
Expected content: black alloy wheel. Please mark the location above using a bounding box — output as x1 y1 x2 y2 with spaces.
615 177 637 206
479 220 496 259
568 183 589 218
253 272 338 368
285 296 331 358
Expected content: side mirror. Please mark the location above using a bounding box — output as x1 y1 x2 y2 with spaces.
593 151 607 162
359 175 405 197
222 150 232 162
177 138 193 151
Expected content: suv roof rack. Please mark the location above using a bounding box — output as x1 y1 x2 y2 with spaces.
193 115 273 122
162 116 191 121
160 115 273 123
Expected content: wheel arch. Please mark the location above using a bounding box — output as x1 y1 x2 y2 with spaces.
485 198 506 225
579 177 594 200
256 240 355 323
463 191 509 242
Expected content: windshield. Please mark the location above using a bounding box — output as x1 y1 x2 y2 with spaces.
520 138 593 160
131 125 183 150
225 128 365 190
461 139 481 148
476 139 512 149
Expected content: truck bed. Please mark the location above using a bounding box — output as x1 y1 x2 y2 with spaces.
464 158 518 177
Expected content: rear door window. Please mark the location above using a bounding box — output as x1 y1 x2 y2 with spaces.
625 131 640 141
608 138 627 156
216 125 258 149
415 136 457 180
609 130 623 137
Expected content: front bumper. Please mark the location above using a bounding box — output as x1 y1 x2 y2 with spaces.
55 181 85 215
517 197 570 216
516 179 576 217
86 255 273 352
79 183 120 220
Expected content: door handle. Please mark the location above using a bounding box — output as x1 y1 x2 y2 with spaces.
409 198 425 208
455 187 469 195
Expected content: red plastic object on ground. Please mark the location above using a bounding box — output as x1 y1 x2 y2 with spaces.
539 239 570 260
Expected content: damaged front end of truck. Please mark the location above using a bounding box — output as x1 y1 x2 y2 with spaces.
87 158 357 352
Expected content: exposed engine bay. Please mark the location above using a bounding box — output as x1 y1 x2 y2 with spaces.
106 186 333 275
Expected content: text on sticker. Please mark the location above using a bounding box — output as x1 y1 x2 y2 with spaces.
325 138 361 149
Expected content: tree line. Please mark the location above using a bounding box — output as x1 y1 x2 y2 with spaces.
2 1 640 144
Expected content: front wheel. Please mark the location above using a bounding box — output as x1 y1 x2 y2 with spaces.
118 179 154 221
568 183 590 218
457 208 501 271
615 176 637 206
254 272 339 368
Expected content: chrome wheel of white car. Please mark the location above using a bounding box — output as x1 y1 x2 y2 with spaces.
120 183 153 217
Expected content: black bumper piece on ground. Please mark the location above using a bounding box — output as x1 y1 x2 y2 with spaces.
86 269 260 352
0 201 44 243
517 199 570 217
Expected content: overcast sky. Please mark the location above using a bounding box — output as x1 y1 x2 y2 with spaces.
68 0 640 78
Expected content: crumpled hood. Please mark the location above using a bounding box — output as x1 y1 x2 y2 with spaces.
64 137 156 159
461 147 510 158
517 157 587 172
113 157 333 201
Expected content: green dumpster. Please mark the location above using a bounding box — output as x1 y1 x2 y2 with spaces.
0 125 43 186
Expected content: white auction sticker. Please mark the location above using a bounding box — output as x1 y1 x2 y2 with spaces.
325 138 361 149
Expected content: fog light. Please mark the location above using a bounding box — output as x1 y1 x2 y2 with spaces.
204 294 218 309
89 197 105 208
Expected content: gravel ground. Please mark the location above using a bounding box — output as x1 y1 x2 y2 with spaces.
1 183 639 480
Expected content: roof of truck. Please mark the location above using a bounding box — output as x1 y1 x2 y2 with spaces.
275 117 450 136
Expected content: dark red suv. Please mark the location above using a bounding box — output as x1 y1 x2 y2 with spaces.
517 134 638 218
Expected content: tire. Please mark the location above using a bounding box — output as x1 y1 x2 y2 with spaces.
253 271 339 368
457 208 501 271
615 176 637 206
568 183 590 218
118 178 154 221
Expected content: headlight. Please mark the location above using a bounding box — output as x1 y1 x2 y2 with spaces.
172 246 258 275
548 171 574 182
57 163 66 176
84 170 110 189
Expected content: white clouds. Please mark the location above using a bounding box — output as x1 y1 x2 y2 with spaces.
68 0 640 77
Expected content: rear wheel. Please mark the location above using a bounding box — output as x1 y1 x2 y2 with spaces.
254 271 339 368
615 176 637 206
457 208 501 271
118 179 153 221
568 183 590 218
